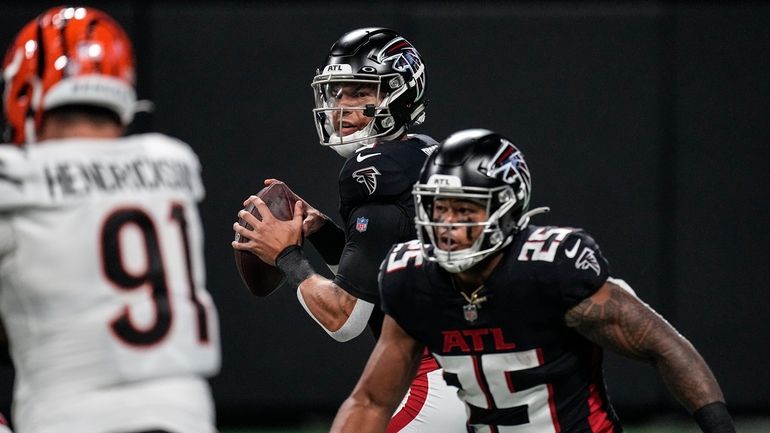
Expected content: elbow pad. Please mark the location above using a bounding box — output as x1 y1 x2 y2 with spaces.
296 287 373 342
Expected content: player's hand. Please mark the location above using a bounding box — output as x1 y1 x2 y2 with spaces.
233 196 304 265
263 178 329 237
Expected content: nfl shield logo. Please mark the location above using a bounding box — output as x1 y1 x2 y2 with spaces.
356 216 369 232
463 304 478 323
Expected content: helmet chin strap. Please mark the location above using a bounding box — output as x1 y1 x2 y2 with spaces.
327 129 375 158
326 121 405 158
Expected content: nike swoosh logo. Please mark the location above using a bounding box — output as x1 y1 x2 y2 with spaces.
356 152 381 163
565 239 581 258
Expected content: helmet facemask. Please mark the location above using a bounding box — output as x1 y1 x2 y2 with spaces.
311 28 427 158
414 183 520 273
312 71 405 158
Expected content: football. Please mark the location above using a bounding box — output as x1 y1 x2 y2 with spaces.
234 182 300 297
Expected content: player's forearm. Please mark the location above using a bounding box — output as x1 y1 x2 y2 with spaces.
567 281 732 430
298 275 357 331
330 396 391 433
332 322 422 433
296 275 371 342
274 246 352 332
275 243 371 342
653 336 725 413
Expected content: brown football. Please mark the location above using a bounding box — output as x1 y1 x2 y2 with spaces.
234 182 300 297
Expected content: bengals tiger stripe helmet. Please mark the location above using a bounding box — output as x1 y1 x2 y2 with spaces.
2 6 137 144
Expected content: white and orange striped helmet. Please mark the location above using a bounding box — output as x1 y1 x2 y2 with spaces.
2 6 136 144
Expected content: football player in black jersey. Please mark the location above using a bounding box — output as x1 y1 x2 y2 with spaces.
232 28 466 432
329 129 736 433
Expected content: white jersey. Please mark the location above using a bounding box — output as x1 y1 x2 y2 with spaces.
0 133 221 433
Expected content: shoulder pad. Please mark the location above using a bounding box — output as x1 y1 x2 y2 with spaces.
515 226 609 307
381 240 424 275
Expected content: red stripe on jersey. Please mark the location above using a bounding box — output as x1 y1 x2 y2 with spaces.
387 371 429 432
472 355 494 409
416 349 440 376
586 345 615 432
536 348 562 433
547 383 562 433
587 383 613 432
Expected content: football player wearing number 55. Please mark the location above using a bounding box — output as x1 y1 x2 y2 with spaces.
0 6 220 433
330 129 736 433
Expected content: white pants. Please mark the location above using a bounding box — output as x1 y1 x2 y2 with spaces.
13 376 215 433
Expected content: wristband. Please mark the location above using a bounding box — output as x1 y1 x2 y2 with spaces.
275 245 315 289
693 401 736 433
307 219 345 265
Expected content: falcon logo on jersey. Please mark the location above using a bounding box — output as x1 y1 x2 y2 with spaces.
352 166 380 195
355 216 369 232
576 247 601 275
422 144 438 156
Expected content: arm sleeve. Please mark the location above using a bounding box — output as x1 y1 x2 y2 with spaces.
332 203 412 305
307 218 346 266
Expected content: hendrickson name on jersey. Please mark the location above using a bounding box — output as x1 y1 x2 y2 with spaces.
44 157 196 199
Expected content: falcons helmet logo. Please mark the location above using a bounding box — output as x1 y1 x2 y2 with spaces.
352 166 381 195
377 37 426 102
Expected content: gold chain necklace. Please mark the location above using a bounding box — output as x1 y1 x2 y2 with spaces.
454 280 487 323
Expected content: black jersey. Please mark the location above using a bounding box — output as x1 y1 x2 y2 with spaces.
332 135 438 337
380 226 623 433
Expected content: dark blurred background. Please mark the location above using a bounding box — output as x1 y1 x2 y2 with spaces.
1 1 768 429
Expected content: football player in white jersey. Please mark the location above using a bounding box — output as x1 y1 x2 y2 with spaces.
0 6 220 433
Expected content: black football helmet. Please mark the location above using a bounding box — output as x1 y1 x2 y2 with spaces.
312 27 427 157
414 129 547 273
